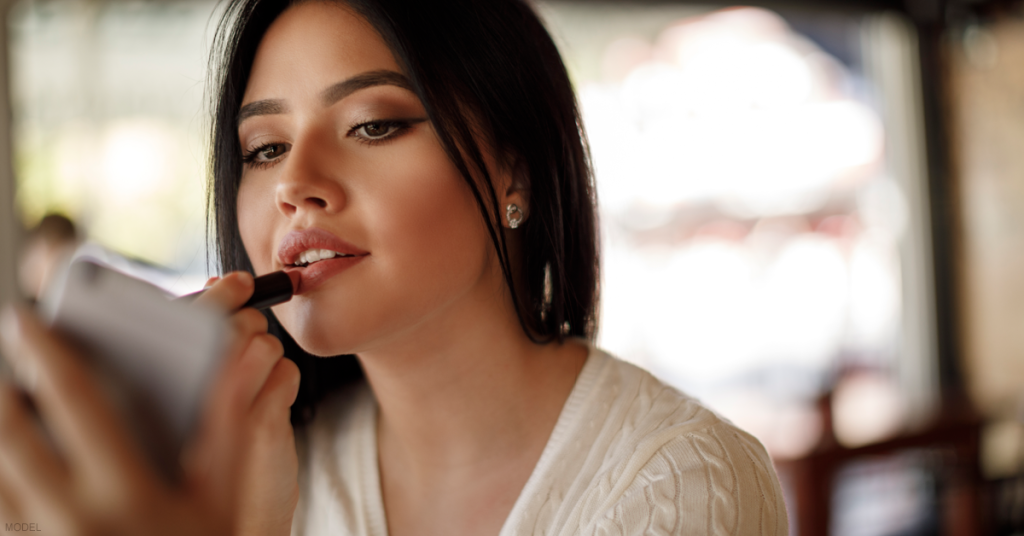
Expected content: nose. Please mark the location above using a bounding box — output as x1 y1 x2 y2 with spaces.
274 133 346 217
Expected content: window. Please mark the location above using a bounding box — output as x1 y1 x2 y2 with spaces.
10 0 220 293
539 1 937 458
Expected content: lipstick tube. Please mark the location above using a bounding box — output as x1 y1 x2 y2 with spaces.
178 271 296 310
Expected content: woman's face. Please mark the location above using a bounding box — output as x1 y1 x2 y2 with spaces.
237 2 502 356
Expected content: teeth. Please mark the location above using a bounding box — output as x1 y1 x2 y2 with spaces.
295 249 341 266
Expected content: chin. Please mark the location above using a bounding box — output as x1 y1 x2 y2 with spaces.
286 322 355 357
272 302 358 357
297 339 346 357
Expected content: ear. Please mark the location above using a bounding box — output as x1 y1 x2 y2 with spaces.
500 159 530 229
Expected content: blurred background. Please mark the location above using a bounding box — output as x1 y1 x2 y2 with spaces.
0 0 1021 533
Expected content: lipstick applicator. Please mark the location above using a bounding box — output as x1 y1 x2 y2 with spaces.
178 271 300 310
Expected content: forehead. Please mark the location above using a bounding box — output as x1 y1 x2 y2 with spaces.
243 1 402 104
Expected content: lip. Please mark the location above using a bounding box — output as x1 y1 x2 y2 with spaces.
277 228 369 295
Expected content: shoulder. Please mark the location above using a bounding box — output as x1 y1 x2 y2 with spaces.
596 415 789 535
533 348 789 535
575 348 763 457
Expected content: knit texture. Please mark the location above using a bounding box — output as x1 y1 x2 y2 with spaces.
290 347 788 535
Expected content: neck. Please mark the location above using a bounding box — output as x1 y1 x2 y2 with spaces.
356 279 587 480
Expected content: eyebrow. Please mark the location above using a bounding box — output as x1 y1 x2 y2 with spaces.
237 100 286 124
237 69 414 125
320 70 413 107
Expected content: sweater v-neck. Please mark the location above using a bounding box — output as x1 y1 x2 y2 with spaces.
355 343 606 536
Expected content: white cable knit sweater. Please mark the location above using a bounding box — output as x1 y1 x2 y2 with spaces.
289 346 789 535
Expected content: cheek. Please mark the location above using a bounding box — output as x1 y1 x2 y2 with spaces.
368 146 493 295
292 144 495 355
237 177 278 275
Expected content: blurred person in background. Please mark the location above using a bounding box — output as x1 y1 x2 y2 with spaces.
17 213 79 303
0 1 787 535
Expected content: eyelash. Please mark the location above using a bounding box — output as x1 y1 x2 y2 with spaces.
349 119 422 146
241 143 287 170
241 118 424 170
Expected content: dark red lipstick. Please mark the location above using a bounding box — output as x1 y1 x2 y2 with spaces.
278 228 369 295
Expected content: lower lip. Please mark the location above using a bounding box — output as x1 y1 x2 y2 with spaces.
284 255 368 295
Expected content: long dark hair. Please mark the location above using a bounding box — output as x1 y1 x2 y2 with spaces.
208 0 599 424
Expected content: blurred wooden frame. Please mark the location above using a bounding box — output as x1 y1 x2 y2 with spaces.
0 0 21 379
777 392 983 535
947 12 1024 429
0 0 20 308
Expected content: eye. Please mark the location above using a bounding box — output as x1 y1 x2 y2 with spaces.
242 142 290 169
355 122 399 140
348 118 426 145
257 143 287 160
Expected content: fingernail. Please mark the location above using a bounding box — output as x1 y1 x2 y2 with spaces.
235 271 254 287
203 276 220 289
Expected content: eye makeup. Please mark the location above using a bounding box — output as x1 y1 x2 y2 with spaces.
347 117 426 145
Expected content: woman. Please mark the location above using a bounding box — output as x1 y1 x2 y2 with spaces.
0 0 788 534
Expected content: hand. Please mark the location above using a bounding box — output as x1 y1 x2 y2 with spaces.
0 271 300 536
186 272 302 536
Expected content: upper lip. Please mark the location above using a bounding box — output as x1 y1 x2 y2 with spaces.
277 228 369 266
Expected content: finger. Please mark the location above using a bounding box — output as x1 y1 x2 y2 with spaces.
233 334 286 408
236 359 300 536
243 358 300 477
248 357 300 431
183 334 285 505
0 307 157 506
200 333 284 443
231 308 269 340
0 382 73 521
193 272 254 313
181 278 265 490
185 331 281 473
191 308 272 451
220 308 270 370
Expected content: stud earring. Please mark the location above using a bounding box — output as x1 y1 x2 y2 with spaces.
506 204 524 229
